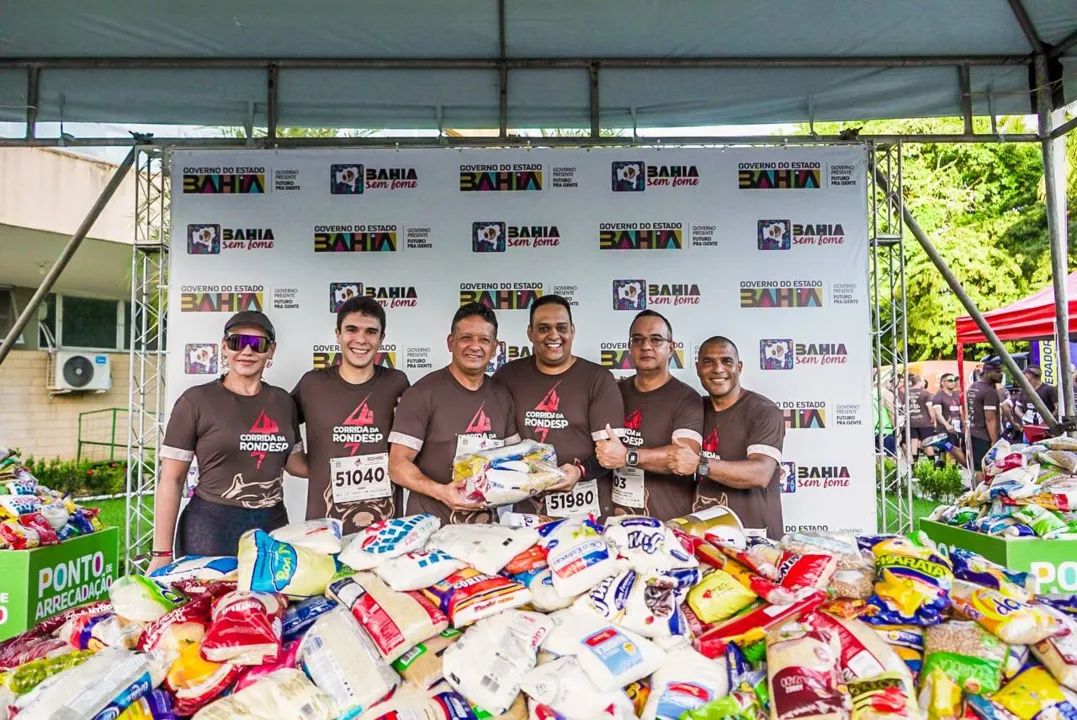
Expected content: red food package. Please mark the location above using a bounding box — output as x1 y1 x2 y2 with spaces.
35 600 113 635
681 603 710 637
233 640 300 692
200 591 284 665
19 512 60 545
669 527 703 555
0 637 71 670
503 545 548 575
695 589 826 659
138 596 213 653
171 578 237 600
0 520 39 549
707 538 781 580
167 640 244 716
776 552 837 592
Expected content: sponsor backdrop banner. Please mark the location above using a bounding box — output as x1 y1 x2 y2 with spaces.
168 147 873 534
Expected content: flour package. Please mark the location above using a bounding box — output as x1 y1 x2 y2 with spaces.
237 529 336 598
604 517 698 574
340 514 441 570
375 550 467 592
574 569 686 638
641 644 729 720
443 610 553 715
148 556 239 586
539 517 623 598
520 655 635 720
193 668 335 720
429 524 541 575
525 569 578 612
297 607 399 719
269 518 343 555
540 610 665 691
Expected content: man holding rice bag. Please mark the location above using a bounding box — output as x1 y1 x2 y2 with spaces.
495 295 624 519
390 303 520 524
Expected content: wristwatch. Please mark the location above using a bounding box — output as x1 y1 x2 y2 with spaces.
696 458 710 478
626 450 640 467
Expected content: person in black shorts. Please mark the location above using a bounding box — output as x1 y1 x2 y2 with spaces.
967 361 1002 480
929 373 967 467
906 374 935 460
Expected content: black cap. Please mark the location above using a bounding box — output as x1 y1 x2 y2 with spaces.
1024 365 1041 377
982 359 1002 370
224 310 275 342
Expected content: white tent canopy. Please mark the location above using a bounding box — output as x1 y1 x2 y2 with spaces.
0 0 1074 132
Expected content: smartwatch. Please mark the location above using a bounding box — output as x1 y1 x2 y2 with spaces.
626 450 640 467
696 458 710 478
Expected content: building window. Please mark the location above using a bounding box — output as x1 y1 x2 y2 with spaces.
49 293 131 351
0 288 22 345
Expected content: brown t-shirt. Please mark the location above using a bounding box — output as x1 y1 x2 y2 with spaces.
931 389 961 428
908 387 935 429
292 365 411 533
694 389 785 539
494 356 624 515
162 379 302 509
389 367 519 524
967 380 1000 440
601 375 703 521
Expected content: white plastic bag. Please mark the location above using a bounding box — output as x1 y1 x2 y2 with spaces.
641 644 729 720
526 569 578 612
443 610 553 715
148 556 238 585
539 517 622 598
109 575 186 623
15 648 155 720
520 655 635 720
540 610 665 692
270 518 343 555
340 514 441 571
429 524 540 576
573 569 686 638
375 550 467 592
603 516 698 574
194 668 335 720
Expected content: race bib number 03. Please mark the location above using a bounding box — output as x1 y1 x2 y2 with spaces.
545 478 600 518
455 434 504 458
331 453 391 504
612 467 645 508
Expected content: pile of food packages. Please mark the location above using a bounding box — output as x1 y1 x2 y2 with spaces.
928 435 1077 539
3 508 1077 720
0 447 106 550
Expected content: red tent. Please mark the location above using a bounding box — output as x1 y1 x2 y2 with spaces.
955 272 1077 345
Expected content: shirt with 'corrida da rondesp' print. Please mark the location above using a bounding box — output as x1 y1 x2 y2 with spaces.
291 365 411 533
388 367 519 525
494 356 625 517
161 379 302 510
602 375 704 521
694 389 785 539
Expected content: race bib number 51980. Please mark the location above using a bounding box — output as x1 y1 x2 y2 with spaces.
545 479 600 518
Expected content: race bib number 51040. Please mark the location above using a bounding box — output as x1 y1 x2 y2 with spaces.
331 453 390 504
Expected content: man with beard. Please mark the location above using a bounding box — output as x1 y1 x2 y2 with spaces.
495 295 624 518
967 360 1002 480
671 337 785 539
389 303 519 523
291 297 410 533
929 372 968 466
596 310 703 519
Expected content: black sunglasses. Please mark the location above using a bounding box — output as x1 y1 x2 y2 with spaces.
225 333 271 353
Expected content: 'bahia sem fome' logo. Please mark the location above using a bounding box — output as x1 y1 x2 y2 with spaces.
611 161 700 191
472 222 561 252
187 224 275 254
330 164 419 195
330 283 418 312
182 166 265 194
612 280 701 310
758 219 846 249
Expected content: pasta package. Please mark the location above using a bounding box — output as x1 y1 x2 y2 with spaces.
864 538 953 626
765 622 847 720
950 580 1064 644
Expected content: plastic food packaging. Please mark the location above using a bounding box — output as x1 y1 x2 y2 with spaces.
848 672 916 720
137 598 211 653
269 518 343 554
603 516 699 574
524 568 578 612
38 502 70 530
520 655 635 720
505 545 549 576
200 591 284 665
872 625 925 678
775 551 838 592
574 569 686 638
237 529 336 598
193 668 335 720
766 622 847 720
358 681 476 720
0 520 39 549
864 537 953 626
110 576 187 623
687 569 758 624
15 648 156 720
1012 503 1072 539
281 595 337 642
829 568 876 600
452 440 565 507
539 516 623 598
711 553 794 605
1031 610 1077 691
165 641 243 716
375 550 467 591
640 642 729 720
540 609 665 691
429 523 541 576
391 628 463 688
148 556 239 586
232 639 299 692
170 578 236 602
978 665 1077 720
297 607 399 719
1035 449 1077 474
950 580 1064 644
694 588 825 659
2 649 93 695
803 612 915 688
116 689 175 720
0 494 43 516
922 620 1005 695
340 514 442 570
326 572 449 662
781 532 869 570
948 548 1032 602
424 568 532 627
19 513 59 545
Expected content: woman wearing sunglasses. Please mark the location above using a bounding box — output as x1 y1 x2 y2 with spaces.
149 310 306 570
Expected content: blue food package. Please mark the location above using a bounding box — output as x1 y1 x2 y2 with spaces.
282 595 338 641
949 548 1032 600
862 537 953 626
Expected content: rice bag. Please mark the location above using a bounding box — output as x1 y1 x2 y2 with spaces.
694 588 826 659
521 655 635 720
539 516 622 598
429 523 541 576
110 575 187 623
871 625 925 679
453 440 565 507
0 520 38 549
233 639 299 692
375 550 467 591
165 641 243 716
922 620 1005 695
62 612 143 651
298 607 399 718
270 518 343 555
15 648 156 720
766 621 846 720
444 610 552 715
237 528 336 597
423 567 532 627
803 612 915 688
200 591 284 665
979 665 1077 720
505 545 549 576
148 556 239 585
687 569 758 624
1012 503 1072 538
574 569 686 638
170 578 237 602
339 514 441 570
1036 449 1077 474
281 595 338 642
603 516 698 574
524 569 578 612
4 478 36 495
950 580 1064 644
137 597 211 653
863 537 953 626
641 643 729 720
705 550 794 605
781 531 870 570
709 541 782 579
1032 610 1077 691
0 494 42 516
848 673 916 720
391 628 463 688
540 609 665 691
18 512 59 545
326 572 449 662
193 668 335 720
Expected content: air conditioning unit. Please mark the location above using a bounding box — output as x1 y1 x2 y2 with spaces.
51 351 112 393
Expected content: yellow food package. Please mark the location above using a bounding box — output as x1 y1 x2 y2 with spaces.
988 666 1076 720
625 678 650 717
687 568 757 624
916 667 963 720
950 580 1064 645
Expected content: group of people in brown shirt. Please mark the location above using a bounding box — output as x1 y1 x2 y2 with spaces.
153 295 787 569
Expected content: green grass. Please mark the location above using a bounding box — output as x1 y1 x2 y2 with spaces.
877 496 940 535
95 498 131 565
